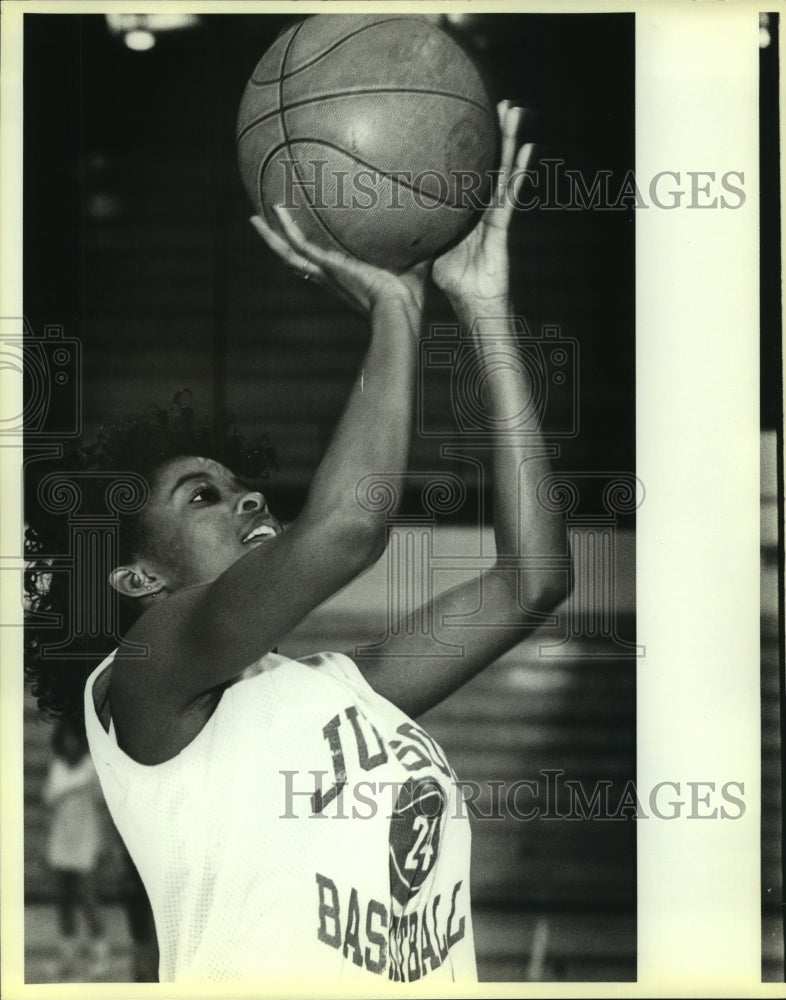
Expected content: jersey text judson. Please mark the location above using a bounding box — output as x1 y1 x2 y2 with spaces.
85 650 476 982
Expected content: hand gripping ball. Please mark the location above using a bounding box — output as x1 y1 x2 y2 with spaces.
237 15 498 270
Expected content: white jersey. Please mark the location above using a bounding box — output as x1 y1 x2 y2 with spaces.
84 649 476 984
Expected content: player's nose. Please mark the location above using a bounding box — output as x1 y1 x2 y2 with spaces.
237 491 266 514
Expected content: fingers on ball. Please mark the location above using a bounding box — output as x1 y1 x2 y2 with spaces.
274 206 341 269
515 141 535 174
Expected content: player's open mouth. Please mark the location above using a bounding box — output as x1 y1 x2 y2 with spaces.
241 523 278 544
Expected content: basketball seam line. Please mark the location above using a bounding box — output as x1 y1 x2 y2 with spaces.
275 21 302 200
248 17 440 88
273 21 313 234
237 87 494 145
256 137 479 215
276 22 356 258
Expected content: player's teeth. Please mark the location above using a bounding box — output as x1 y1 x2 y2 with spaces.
245 526 275 542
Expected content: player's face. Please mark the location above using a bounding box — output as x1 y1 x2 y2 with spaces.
136 456 282 591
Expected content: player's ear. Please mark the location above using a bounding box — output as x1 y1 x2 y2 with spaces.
109 565 164 600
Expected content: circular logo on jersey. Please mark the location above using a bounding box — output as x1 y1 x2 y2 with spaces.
388 777 447 907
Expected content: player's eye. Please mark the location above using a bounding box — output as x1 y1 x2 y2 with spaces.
189 484 220 504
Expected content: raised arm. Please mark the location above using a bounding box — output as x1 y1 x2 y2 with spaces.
355 104 572 716
112 221 427 724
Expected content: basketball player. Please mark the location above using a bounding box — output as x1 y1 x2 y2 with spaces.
26 103 569 982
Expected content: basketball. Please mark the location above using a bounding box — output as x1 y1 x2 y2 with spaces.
236 15 498 270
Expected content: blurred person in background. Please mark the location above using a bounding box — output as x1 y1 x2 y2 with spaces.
42 717 110 979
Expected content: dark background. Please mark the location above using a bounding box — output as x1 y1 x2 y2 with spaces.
759 11 784 984
23 12 636 518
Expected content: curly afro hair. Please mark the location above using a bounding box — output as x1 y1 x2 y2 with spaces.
24 391 276 723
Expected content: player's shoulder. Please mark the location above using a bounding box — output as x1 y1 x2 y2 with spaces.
255 649 372 704
296 649 358 677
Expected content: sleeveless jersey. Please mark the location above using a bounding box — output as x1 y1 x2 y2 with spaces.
84 649 476 984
